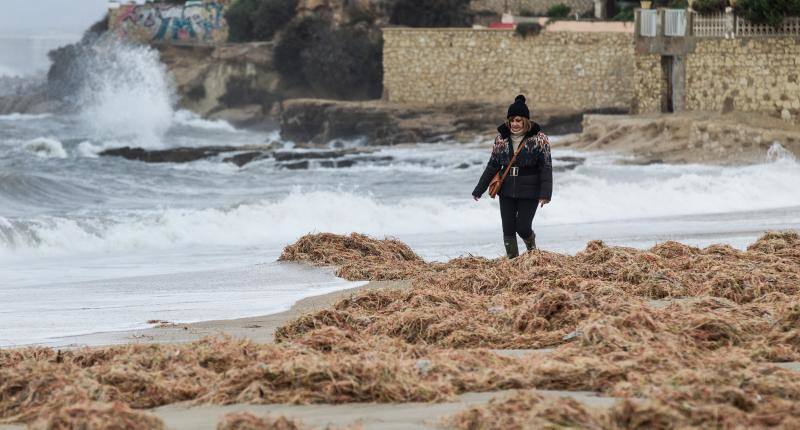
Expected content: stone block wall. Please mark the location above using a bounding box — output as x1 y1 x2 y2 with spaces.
685 37 800 121
470 0 595 17
632 53 661 114
382 28 634 111
109 0 230 45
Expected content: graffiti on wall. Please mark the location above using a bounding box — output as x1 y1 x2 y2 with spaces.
111 1 230 44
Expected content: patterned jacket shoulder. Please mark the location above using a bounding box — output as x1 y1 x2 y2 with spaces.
491 134 509 155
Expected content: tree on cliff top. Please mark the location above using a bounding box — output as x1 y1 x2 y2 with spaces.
390 0 472 27
226 0 298 42
274 16 383 100
735 0 800 27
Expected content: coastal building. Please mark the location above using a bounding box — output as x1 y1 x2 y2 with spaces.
633 8 800 123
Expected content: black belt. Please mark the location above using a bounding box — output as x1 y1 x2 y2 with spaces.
502 166 538 176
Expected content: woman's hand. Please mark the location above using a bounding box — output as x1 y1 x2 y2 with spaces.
539 199 550 208
473 195 480 201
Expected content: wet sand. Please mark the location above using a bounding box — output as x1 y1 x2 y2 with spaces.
47 280 411 348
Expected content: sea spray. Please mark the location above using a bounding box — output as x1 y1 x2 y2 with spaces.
23 137 68 158
766 141 797 162
75 38 176 148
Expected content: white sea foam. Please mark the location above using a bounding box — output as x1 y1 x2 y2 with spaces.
3 156 800 259
76 141 103 158
766 142 797 162
173 109 237 132
0 64 19 77
22 137 68 158
0 113 51 121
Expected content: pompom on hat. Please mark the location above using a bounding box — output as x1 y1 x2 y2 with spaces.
506 94 530 119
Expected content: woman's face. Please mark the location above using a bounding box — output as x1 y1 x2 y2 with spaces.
509 116 525 133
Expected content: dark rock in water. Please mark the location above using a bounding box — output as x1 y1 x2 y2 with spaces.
456 163 470 169
557 156 585 164
273 149 358 162
551 155 585 172
223 151 268 167
282 160 310 170
552 164 580 172
318 159 356 168
276 154 393 169
101 146 241 163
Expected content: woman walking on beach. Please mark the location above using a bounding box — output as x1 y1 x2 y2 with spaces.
472 95 553 259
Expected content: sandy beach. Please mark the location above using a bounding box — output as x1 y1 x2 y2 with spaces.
4 232 800 430
0 274 621 430
51 280 411 348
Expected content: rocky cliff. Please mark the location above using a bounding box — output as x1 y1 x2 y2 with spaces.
157 42 283 127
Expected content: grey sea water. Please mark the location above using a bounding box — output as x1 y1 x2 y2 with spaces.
2 38 799 346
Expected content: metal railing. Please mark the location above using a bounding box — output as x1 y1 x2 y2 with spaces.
637 9 800 39
736 16 800 37
664 9 687 36
639 9 658 37
692 12 728 37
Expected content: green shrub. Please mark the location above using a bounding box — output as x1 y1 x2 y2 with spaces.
226 0 257 42
274 16 382 99
735 0 800 27
612 5 635 21
692 0 727 14
515 22 545 37
301 27 383 99
546 3 571 19
390 0 472 27
274 16 330 86
226 0 297 42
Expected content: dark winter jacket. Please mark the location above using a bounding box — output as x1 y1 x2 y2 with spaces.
472 123 553 200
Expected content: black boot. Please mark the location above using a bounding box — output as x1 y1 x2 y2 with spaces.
522 232 536 251
503 235 519 259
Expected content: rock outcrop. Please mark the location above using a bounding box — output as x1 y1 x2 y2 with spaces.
0 78 59 115
280 98 618 145
99 144 393 168
156 43 283 127
557 111 800 164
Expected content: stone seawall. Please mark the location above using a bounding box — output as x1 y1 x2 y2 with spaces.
470 0 595 17
634 37 800 123
686 38 800 121
382 28 634 111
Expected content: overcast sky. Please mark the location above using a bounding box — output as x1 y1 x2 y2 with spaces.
0 0 111 34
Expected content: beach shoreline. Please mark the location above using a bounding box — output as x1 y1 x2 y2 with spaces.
39 280 410 349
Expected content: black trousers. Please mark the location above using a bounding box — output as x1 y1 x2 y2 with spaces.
499 196 537 239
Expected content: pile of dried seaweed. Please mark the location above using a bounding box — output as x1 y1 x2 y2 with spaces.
2 231 798 428
278 233 427 280
217 412 306 430
276 232 800 353
29 401 165 430
217 412 361 430
0 333 536 425
450 382 800 430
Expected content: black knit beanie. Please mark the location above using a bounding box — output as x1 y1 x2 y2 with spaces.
506 94 530 119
